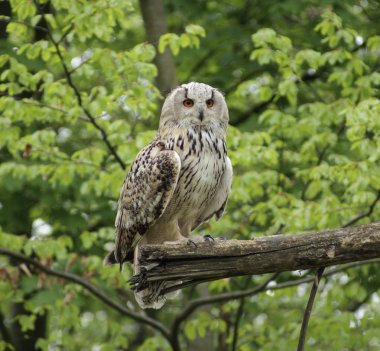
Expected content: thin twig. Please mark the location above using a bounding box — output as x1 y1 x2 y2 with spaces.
270 259 380 291
231 297 245 351
230 94 275 126
231 276 252 351
56 23 74 44
67 57 92 75
297 267 324 351
342 190 380 228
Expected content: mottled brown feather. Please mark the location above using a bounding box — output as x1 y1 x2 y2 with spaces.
107 140 181 265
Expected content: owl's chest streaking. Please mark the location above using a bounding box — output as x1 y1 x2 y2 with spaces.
162 127 227 221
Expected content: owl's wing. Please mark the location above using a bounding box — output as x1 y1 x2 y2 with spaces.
104 142 181 267
192 156 233 230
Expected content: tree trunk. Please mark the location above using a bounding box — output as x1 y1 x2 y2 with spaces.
131 222 380 294
9 301 47 351
139 0 178 93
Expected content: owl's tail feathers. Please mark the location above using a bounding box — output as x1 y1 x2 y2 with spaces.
134 282 181 309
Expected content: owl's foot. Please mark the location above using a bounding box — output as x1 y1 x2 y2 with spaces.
204 235 228 241
187 239 198 248
203 234 215 242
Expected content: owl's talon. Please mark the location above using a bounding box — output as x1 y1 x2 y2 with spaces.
187 239 198 248
203 234 215 242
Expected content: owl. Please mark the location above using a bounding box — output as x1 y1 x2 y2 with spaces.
104 82 233 309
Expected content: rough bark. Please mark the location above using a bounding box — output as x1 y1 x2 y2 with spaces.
139 0 177 93
131 222 380 293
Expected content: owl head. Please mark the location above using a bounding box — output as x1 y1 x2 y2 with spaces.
159 82 229 133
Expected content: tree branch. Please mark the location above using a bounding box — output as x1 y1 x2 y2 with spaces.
0 248 171 342
174 258 380 328
131 222 380 293
230 275 274 351
268 258 379 291
297 266 324 351
230 95 275 126
30 4 127 170
229 70 322 126
342 191 380 228
231 295 245 351
48 37 126 170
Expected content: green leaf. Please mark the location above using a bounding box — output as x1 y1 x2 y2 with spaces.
184 321 196 340
80 231 96 249
185 24 206 37
17 314 36 332
158 33 180 55
278 79 297 106
250 47 275 64
295 49 322 69
0 55 9 68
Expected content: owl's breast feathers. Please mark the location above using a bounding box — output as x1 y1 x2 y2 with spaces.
163 127 228 226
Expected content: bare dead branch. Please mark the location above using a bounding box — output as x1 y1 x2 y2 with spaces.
131 222 380 294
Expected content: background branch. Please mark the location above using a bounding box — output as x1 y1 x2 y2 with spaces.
297 189 380 349
30 5 127 170
0 248 170 341
297 267 324 351
48 36 127 170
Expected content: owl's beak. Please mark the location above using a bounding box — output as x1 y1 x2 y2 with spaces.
198 110 204 121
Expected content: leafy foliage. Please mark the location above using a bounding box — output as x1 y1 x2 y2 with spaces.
1 0 380 350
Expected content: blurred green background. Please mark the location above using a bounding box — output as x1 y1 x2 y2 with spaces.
1 0 380 350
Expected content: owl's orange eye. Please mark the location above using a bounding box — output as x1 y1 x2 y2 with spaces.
206 99 214 108
183 99 194 108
